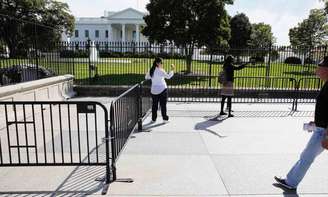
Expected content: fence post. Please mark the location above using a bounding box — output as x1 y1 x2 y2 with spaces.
33 23 39 79
265 43 272 88
137 83 143 131
109 103 117 181
208 52 213 87
87 39 91 84
102 103 111 194
293 79 299 111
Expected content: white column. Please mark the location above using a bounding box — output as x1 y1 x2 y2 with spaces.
136 24 140 43
108 24 112 42
122 24 126 42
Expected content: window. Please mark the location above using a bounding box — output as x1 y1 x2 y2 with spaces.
74 30 79 38
132 31 136 40
105 30 109 38
95 30 99 38
85 30 89 38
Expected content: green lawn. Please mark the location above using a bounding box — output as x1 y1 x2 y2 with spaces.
1 57 321 88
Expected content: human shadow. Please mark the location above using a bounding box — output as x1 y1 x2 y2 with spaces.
273 183 299 197
194 114 228 138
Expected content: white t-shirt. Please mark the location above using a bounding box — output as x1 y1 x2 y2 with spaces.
145 67 174 95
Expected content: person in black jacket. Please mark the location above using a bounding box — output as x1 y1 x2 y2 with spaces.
274 56 328 190
220 55 247 117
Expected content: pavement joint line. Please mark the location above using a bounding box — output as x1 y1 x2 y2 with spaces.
208 154 231 195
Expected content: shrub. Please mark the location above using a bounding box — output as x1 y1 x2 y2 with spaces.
304 57 314 64
250 56 265 63
60 50 88 58
284 57 302 64
98 50 185 59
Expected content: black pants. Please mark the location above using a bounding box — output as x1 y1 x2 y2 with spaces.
220 95 232 114
151 89 168 121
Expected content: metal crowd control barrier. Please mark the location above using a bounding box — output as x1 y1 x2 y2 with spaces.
292 77 322 110
0 101 111 194
167 76 323 111
0 80 152 194
233 76 299 110
110 80 151 182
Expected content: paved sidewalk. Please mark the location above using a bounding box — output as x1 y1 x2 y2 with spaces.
1 100 328 196
108 102 328 197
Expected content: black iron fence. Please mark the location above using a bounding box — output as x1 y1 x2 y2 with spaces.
0 14 59 86
0 14 325 106
1 39 326 90
1 14 327 89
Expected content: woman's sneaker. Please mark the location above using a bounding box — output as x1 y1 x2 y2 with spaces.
274 176 296 190
163 117 169 123
219 111 227 115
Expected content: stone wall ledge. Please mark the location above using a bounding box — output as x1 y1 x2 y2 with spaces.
0 75 75 101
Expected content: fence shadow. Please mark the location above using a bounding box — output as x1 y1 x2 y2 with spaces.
284 71 315 76
232 110 313 117
169 109 313 118
0 145 108 196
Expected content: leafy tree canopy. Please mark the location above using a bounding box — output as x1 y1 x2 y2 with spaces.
248 22 275 48
229 13 252 48
0 0 74 57
142 0 233 49
320 0 328 14
142 0 233 73
289 9 328 49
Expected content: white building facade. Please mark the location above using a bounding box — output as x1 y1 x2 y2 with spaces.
64 8 148 43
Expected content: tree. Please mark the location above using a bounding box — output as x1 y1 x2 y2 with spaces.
248 23 275 48
247 23 275 62
289 9 328 49
142 0 233 73
229 13 252 48
0 0 74 57
320 0 328 14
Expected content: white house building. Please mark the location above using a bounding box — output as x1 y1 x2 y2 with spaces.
63 8 148 43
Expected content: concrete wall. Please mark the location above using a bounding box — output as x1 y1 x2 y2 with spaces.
0 75 75 101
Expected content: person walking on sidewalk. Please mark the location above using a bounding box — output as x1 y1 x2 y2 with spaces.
145 57 175 122
274 56 328 190
220 55 247 117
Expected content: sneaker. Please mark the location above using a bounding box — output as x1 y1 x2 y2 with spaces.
163 119 169 123
150 119 156 124
274 176 296 190
219 111 227 115
228 114 234 117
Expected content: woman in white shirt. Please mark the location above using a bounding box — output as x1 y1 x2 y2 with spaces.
145 57 175 122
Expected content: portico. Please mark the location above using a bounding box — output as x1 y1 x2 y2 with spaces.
109 23 142 42
67 8 147 43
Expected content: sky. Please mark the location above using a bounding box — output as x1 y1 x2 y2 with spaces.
58 0 324 45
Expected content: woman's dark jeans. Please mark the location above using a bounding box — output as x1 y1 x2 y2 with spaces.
151 89 168 121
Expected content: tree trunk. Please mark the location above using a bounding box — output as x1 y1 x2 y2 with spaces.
185 44 194 74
